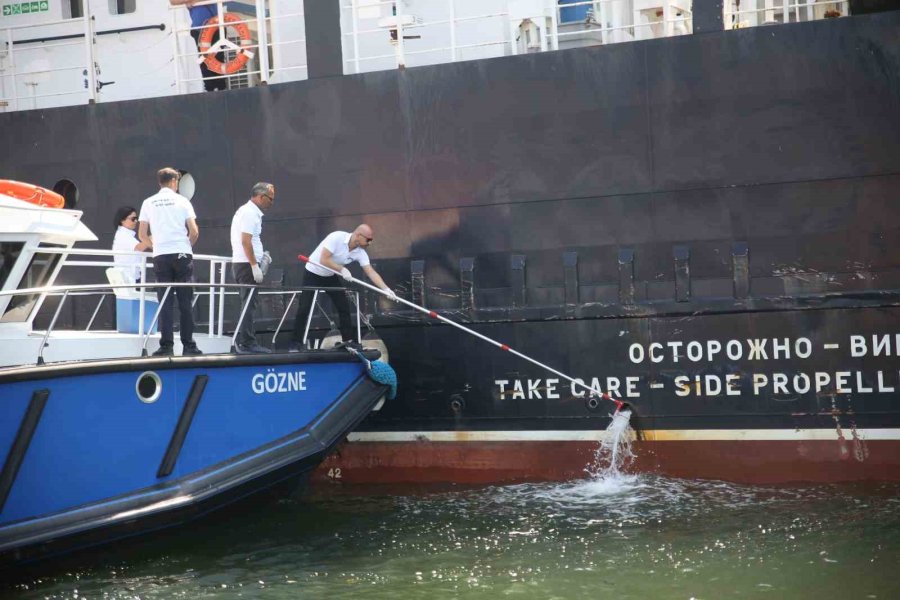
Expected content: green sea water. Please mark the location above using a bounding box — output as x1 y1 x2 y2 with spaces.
4 475 899 599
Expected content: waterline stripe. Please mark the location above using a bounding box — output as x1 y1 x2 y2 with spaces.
347 428 900 443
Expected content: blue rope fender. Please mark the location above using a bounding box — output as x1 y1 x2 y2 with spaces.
366 359 397 400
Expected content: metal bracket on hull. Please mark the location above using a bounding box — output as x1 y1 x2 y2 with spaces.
157 375 209 478
0 390 49 513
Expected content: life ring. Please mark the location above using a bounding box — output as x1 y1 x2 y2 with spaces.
198 12 254 76
0 180 65 208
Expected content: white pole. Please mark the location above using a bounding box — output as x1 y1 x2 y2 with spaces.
6 27 17 112
351 0 361 74
297 254 624 409
396 1 406 68
83 1 97 104
171 5 183 95
256 0 270 84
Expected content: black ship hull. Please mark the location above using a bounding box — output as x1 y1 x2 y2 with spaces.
3 11 899 483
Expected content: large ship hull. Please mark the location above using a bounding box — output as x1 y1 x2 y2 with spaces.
2 12 899 484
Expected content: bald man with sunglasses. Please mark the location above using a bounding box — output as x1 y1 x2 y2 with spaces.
289 225 396 352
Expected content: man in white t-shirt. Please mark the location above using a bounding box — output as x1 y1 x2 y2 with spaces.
230 182 274 354
289 224 397 352
138 167 201 356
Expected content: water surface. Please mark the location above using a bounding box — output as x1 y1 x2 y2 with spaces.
6 475 899 599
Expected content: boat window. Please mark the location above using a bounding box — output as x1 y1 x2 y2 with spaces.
63 0 84 19
108 0 136 15
0 242 25 290
1 245 64 323
53 179 79 209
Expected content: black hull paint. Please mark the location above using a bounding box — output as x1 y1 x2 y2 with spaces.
2 12 900 482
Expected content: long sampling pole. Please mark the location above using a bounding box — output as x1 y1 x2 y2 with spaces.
298 255 624 412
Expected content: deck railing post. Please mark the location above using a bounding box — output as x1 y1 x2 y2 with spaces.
37 290 69 364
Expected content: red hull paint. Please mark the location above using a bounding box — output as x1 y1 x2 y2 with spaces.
313 439 900 485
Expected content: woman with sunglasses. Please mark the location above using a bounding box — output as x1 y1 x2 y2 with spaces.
112 206 152 283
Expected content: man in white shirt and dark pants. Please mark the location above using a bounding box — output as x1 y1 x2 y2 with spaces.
230 182 275 354
138 167 201 356
289 224 397 352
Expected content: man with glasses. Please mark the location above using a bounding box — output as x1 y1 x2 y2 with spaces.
289 225 397 352
138 167 202 356
230 182 275 354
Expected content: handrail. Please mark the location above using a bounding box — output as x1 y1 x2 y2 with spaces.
8 23 166 46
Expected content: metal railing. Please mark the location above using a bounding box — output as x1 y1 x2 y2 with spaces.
723 0 849 29
0 280 365 365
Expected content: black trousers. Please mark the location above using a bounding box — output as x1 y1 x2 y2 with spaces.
154 253 195 348
232 262 259 347
291 271 354 344
191 29 228 92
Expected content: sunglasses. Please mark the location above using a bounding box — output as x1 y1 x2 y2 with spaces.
127 216 138 222
262 194 274 202
360 234 373 243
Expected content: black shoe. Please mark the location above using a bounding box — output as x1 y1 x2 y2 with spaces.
152 346 174 357
287 342 303 353
236 344 272 354
182 345 203 356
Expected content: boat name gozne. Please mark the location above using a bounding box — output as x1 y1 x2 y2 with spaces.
251 369 307 394
494 334 900 400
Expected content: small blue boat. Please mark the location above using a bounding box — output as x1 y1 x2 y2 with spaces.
0 192 394 564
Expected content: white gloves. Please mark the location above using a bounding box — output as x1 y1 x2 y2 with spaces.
259 250 272 275
340 267 353 281
251 264 264 283
383 287 398 302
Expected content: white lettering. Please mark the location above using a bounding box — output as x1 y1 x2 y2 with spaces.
793 373 811 394
705 374 721 397
856 372 873 393
772 373 788 394
512 380 525 400
527 379 542 400
626 376 640 398
878 371 895 393
546 378 559 399
496 380 509 396
835 371 851 394
252 374 264 394
753 374 768 395
726 340 742 360
748 338 768 360
772 338 789 360
675 375 690 397
571 378 585 398
815 372 831 393
726 373 740 396
687 342 703 362
668 341 683 363
796 337 812 358
649 343 664 363
850 335 866 357
707 340 722 362
629 343 644 364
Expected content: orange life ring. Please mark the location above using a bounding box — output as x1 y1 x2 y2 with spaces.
198 12 254 76
0 180 65 209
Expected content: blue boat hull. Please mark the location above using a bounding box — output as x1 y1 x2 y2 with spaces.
0 351 388 564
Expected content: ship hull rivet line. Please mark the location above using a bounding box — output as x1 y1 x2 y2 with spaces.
157 375 209 478
296 255 623 411
0 389 50 513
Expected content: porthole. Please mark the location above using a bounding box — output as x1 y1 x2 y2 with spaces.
136 371 162 404
177 171 195 201
52 179 79 209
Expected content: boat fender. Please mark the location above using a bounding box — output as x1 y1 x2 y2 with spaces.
198 13 254 75
449 394 465 414
367 360 397 400
0 180 65 208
